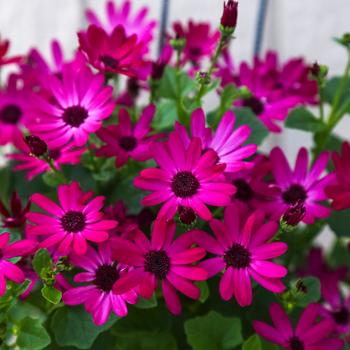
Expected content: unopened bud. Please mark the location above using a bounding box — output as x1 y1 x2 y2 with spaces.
24 135 48 157
220 0 238 29
281 200 306 228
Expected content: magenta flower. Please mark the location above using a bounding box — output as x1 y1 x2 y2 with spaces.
111 218 208 315
253 303 344 350
27 61 115 149
0 232 37 296
78 25 148 79
172 21 220 66
0 192 31 228
325 142 350 210
96 105 161 167
175 109 256 173
261 147 334 224
192 203 287 306
63 243 137 325
86 0 156 55
27 182 117 255
221 0 238 28
8 139 85 181
0 83 30 147
134 132 235 220
0 37 22 67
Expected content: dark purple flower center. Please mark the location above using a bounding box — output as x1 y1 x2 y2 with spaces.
144 250 170 280
62 106 88 127
61 211 86 233
189 47 202 57
0 250 3 260
0 104 22 124
332 307 350 325
119 136 137 151
242 96 265 115
99 55 119 69
289 336 304 350
178 206 197 225
25 135 48 157
282 184 307 205
48 149 61 160
233 178 254 202
94 264 119 292
171 171 200 198
224 243 251 269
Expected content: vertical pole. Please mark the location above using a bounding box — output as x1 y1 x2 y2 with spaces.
158 0 170 56
253 0 269 57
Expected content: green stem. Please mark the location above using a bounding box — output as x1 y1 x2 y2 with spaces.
45 157 67 183
87 141 99 174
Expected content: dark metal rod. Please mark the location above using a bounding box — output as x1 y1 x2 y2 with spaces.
254 0 269 57
158 0 170 55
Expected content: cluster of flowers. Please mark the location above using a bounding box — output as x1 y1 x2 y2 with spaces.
0 1 349 349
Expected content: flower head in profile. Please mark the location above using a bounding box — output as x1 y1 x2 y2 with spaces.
111 218 207 315
221 0 238 29
86 0 156 55
63 243 138 325
0 37 22 67
27 182 117 256
0 232 37 296
96 105 161 167
0 192 31 228
253 303 344 350
134 132 235 220
0 80 30 147
261 147 334 224
8 137 85 180
175 108 257 173
78 25 148 79
325 141 350 210
27 60 115 149
192 203 287 306
172 21 220 66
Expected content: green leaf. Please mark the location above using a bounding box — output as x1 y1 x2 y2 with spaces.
42 172 65 187
242 334 262 350
158 66 195 100
8 301 46 324
233 107 269 145
324 76 350 113
184 310 243 350
32 249 52 277
134 295 158 309
153 100 178 131
292 277 321 307
41 285 62 304
327 208 350 237
198 281 210 303
51 306 118 349
285 107 325 132
17 317 51 350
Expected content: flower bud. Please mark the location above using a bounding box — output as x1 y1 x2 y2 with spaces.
196 71 211 85
281 200 306 227
220 0 238 29
178 206 197 227
309 62 328 80
24 135 48 157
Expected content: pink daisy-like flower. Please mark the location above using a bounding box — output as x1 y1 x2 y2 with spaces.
0 81 30 147
261 147 334 224
253 303 344 350
8 138 85 181
0 232 37 296
78 25 148 79
172 21 220 66
325 142 350 210
63 243 138 325
96 105 161 167
86 0 156 55
192 203 287 306
134 132 235 220
27 61 115 148
111 218 208 315
26 182 117 256
175 108 257 173
0 37 22 67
